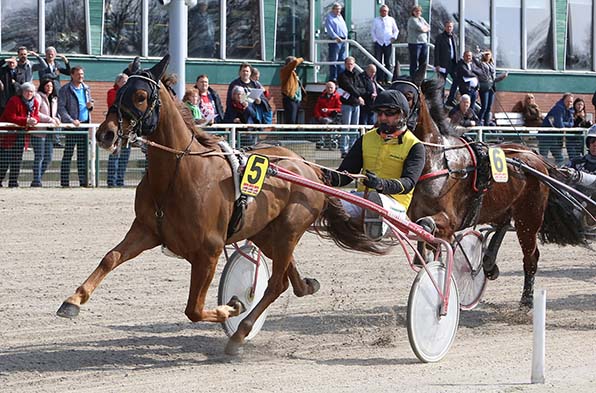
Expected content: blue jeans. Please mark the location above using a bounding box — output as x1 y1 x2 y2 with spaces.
408 43 427 79
538 136 564 166
478 88 495 125
107 146 131 187
60 132 88 186
328 42 347 81
30 136 54 186
359 108 376 126
341 104 360 155
282 95 301 124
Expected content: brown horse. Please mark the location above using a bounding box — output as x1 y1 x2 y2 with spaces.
408 79 585 307
56 55 383 355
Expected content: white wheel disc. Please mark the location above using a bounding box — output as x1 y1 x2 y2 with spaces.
407 261 460 363
452 230 487 310
218 245 270 341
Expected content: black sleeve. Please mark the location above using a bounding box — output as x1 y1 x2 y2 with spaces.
380 142 426 195
327 137 364 186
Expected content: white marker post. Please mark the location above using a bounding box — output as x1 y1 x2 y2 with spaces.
531 288 546 384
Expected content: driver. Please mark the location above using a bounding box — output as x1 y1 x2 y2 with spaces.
323 89 426 238
565 124 596 193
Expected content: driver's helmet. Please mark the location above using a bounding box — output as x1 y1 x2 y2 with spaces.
387 79 420 111
587 124 596 148
372 90 410 119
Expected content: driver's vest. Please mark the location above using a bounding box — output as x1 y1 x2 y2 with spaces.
358 129 421 209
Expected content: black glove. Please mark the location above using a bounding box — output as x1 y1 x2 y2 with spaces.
363 170 384 192
321 168 339 186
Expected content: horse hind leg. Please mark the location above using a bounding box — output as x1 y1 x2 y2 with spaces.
57 219 160 318
287 257 320 297
482 222 512 280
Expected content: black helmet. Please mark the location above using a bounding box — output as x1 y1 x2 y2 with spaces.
372 90 410 118
388 79 420 111
586 124 596 148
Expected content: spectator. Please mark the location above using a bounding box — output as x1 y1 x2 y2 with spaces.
512 93 543 127
541 93 574 166
30 47 70 94
188 1 217 58
250 67 273 124
194 74 224 124
324 2 348 81
434 19 459 106
223 86 258 125
59 66 94 187
371 4 398 84
106 73 131 188
337 56 365 158
183 88 205 124
0 82 40 187
358 64 379 125
448 94 479 127
473 49 508 126
280 56 304 124
568 97 592 160
31 78 60 187
407 5 430 81
455 50 479 109
313 81 342 124
226 63 263 111
0 57 19 115
15 46 34 86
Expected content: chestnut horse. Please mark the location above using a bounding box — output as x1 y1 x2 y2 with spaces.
408 79 585 307
56 55 382 355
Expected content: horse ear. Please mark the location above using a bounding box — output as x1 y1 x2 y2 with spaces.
149 54 170 82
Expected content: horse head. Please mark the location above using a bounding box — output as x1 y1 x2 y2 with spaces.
96 54 170 150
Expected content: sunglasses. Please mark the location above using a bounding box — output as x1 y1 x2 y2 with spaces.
375 108 400 116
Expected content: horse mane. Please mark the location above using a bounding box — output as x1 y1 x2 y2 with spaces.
161 74 219 148
419 79 461 137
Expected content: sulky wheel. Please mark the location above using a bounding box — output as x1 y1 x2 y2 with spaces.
218 244 270 341
452 229 488 310
407 261 460 363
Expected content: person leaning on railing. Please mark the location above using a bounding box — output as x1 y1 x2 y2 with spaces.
0 82 40 187
30 78 60 187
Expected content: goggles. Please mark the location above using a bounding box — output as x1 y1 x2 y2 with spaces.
375 108 401 117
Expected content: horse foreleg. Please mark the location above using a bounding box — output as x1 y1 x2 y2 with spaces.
57 219 160 318
184 251 243 323
515 225 541 309
287 257 320 297
482 223 512 280
225 244 294 356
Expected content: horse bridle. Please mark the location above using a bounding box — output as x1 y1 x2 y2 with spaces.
112 74 162 146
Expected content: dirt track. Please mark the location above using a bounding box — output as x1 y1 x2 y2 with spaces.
1 188 595 393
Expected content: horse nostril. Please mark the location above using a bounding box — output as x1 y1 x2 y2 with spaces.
97 130 116 146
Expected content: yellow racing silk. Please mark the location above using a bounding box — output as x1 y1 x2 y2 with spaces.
358 128 421 209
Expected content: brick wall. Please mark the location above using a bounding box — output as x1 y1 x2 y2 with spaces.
83 81 596 124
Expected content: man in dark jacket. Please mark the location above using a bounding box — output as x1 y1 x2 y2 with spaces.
455 50 479 109
0 57 19 115
58 66 94 187
540 93 574 166
434 20 458 106
337 56 365 157
358 64 379 125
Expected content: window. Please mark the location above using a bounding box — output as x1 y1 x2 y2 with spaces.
495 0 521 68
566 0 593 70
188 0 220 58
1 0 38 52
148 0 169 56
276 0 310 60
103 0 142 56
46 0 88 54
430 0 459 66
464 0 491 54
526 0 553 69
226 0 261 60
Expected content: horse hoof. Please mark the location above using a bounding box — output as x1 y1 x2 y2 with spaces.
56 302 80 318
519 294 534 309
485 264 500 281
227 295 246 314
224 339 244 356
305 278 320 295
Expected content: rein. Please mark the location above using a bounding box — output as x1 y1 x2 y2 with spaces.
418 137 478 183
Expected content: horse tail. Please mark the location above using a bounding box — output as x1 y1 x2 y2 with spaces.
313 196 388 255
539 189 588 246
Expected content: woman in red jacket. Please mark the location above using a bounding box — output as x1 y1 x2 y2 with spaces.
313 81 342 124
0 82 40 187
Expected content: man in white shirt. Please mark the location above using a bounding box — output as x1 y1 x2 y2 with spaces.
371 5 399 84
